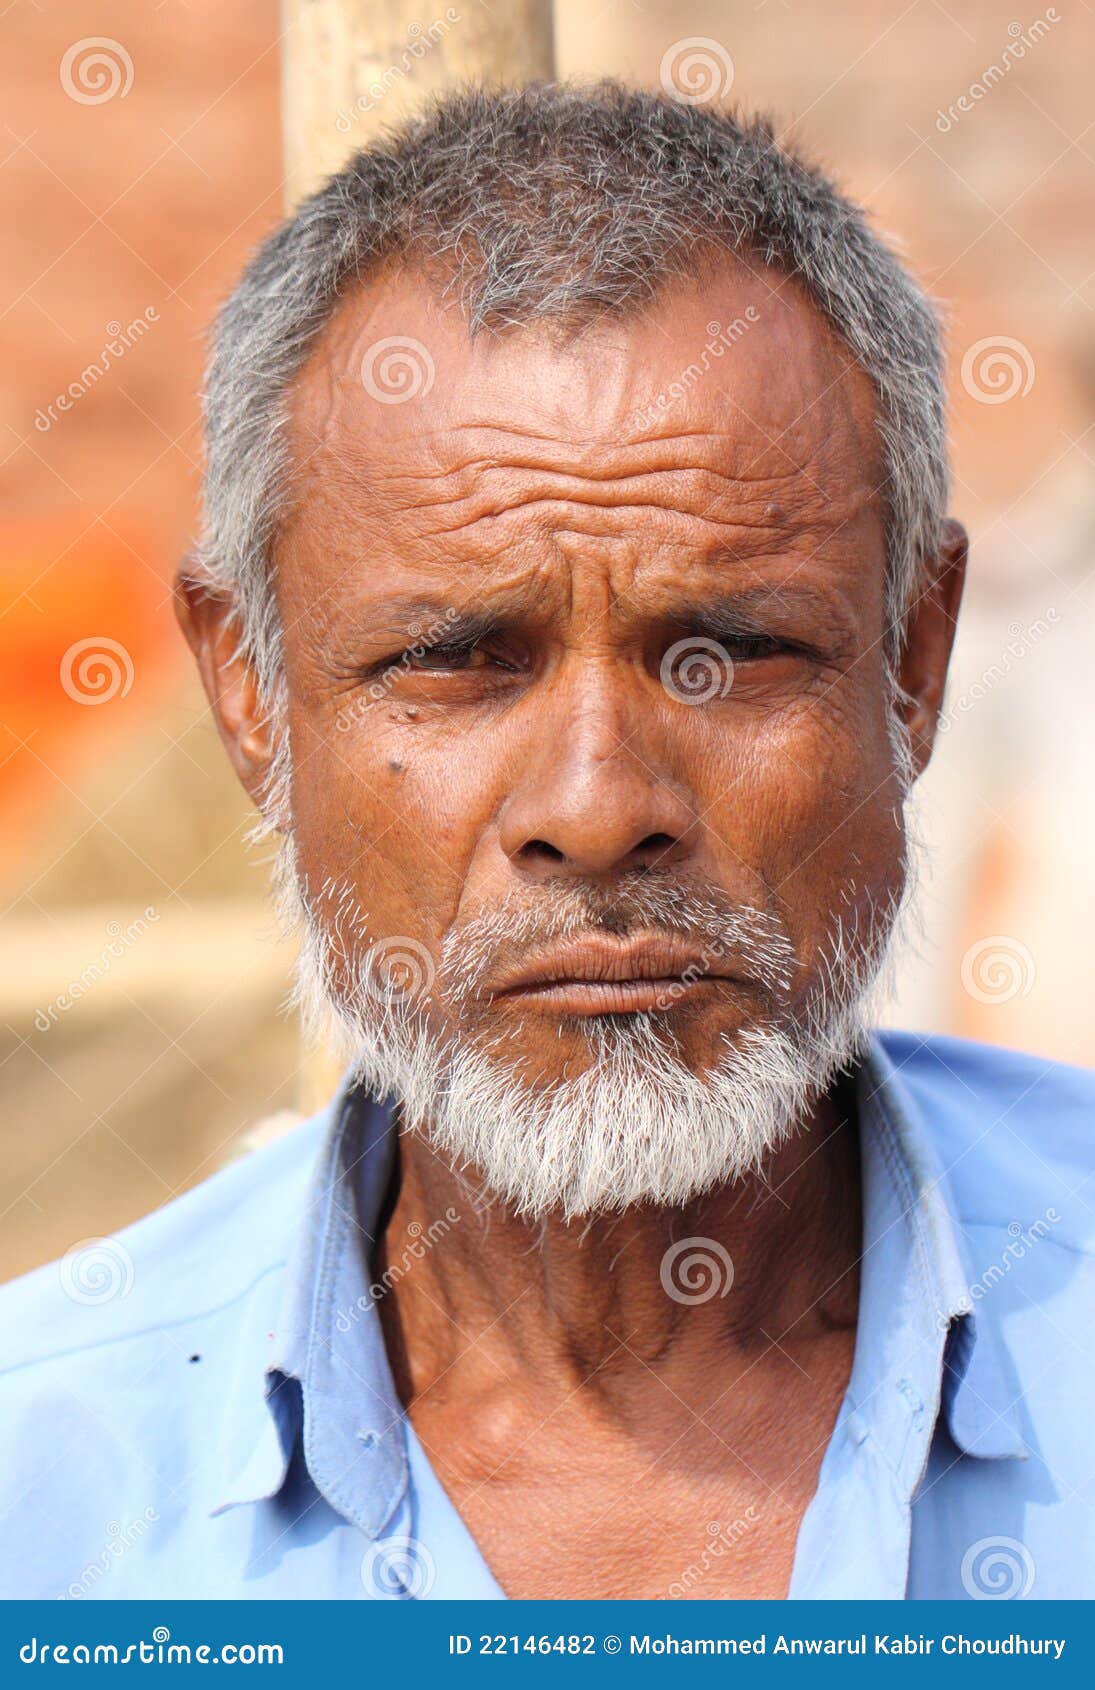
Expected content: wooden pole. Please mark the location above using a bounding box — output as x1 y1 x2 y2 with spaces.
281 0 556 206
281 1 555 1110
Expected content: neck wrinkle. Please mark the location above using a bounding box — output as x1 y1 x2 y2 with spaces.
376 1084 861 1413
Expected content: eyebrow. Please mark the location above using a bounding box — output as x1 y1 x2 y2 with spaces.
365 583 851 646
366 599 510 648
668 585 852 638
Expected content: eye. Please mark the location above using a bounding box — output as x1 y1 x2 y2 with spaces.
719 634 788 662
402 641 489 672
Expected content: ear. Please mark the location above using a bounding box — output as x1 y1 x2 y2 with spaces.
174 567 278 811
896 518 968 780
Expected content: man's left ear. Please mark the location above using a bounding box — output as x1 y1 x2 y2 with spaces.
896 517 968 779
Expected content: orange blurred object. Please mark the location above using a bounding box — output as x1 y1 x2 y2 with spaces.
0 513 179 864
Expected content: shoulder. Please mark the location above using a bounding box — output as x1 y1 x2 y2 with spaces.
0 1106 334 1598
0 1107 328 1377
875 1030 1095 1250
878 1033 1095 1546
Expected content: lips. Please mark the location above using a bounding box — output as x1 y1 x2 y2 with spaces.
487 933 736 1015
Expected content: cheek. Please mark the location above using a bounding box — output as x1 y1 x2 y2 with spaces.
701 690 905 926
286 709 495 941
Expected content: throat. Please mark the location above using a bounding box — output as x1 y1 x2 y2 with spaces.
374 1076 861 1402
367 1084 861 1600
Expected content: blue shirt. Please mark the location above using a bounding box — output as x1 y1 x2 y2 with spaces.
1 1032 1092 1601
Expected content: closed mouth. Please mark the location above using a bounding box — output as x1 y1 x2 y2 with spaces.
487 933 737 1014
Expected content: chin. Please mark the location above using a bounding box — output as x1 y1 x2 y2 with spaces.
345 1006 850 1221
469 988 762 1070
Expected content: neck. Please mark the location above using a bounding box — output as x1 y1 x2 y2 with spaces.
376 1082 862 1415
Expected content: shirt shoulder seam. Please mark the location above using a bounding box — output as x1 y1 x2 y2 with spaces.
956 1223 1095 1261
0 1258 290 1382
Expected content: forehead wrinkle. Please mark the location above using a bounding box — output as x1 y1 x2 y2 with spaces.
280 335 887 632
278 453 886 665
300 450 875 561
299 412 864 503
281 256 887 543
282 331 878 527
383 516 878 621
323 539 868 657
285 487 884 642
289 333 880 490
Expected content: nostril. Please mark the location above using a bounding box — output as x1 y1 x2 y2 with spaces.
521 838 566 863
636 833 677 856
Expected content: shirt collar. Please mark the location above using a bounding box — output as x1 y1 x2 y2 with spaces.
791 1035 1025 1599
213 1079 409 1535
214 1031 1025 1534
860 1035 1027 1464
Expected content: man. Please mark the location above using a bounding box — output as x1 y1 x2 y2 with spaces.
2 83 1091 1602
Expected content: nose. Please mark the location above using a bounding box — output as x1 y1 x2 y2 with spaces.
498 671 698 881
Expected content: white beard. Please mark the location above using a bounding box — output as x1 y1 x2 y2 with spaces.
273 838 904 1220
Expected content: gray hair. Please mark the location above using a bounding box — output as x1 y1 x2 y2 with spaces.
195 80 949 710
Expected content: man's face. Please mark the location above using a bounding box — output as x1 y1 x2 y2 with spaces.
277 259 902 1048
185 254 963 1212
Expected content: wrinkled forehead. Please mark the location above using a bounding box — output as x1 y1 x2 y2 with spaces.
282 252 886 519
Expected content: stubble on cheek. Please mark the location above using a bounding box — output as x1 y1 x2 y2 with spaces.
714 692 907 987
283 706 478 1011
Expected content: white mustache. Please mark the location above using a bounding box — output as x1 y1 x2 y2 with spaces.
438 880 797 1008
278 837 903 1217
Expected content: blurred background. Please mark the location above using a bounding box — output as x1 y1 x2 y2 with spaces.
1 0 1091 1281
